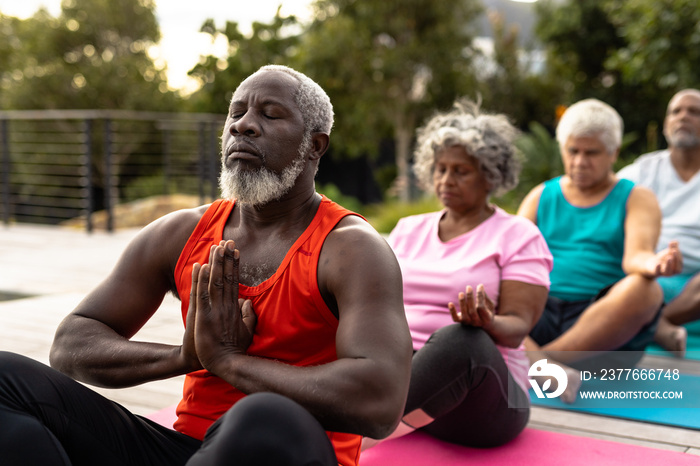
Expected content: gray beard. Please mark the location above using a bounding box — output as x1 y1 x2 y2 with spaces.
219 132 311 206
668 130 700 149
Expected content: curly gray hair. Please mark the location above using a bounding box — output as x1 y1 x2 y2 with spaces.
248 64 334 136
413 99 522 195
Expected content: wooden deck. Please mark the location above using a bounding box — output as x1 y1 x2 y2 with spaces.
1 223 699 460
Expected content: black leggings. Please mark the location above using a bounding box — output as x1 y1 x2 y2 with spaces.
0 352 336 466
406 324 530 448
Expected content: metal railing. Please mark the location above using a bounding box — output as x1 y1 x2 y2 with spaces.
0 110 225 232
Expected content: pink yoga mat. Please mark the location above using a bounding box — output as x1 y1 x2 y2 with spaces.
359 429 697 466
145 404 177 428
148 406 696 465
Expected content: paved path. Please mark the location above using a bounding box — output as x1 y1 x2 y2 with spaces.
0 223 184 415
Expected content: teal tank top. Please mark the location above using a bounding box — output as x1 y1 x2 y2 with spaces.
537 177 634 300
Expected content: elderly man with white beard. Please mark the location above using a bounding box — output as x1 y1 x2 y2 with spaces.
0 65 412 466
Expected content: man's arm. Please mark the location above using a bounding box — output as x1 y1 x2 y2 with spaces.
191 217 413 439
622 186 682 277
49 208 205 388
318 217 412 437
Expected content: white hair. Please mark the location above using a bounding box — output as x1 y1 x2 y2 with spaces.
248 64 334 135
556 98 622 154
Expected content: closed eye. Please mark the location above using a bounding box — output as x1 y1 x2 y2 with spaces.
230 108 246 119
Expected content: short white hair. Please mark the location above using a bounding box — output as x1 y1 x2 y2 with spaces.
247 65 334 135
556 98 622 154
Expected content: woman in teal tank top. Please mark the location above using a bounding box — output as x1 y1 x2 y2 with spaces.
537 176 634 301
517 99 682 403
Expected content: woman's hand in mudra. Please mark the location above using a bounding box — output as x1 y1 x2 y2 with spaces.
448 284 495 329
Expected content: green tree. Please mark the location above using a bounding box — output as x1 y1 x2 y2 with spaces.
477 10 566 131
535 0 625 100
534 0 700 161
185 9 302 114
0 0 186 222
297 0 484 201
604 0 700 91
0 0 178 111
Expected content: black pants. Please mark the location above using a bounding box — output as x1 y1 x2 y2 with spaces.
0 352 336 466
530 287 662 371
406 324 530 448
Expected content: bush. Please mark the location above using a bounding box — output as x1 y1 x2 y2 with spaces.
364 196 442 234
122 173 197 203
316 183 365 215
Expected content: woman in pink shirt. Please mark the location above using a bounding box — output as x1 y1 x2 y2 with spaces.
370 100 552 448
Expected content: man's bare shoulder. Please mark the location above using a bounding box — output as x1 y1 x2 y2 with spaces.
322 215 400 279
333 214 377 231
327 215 390 249
318 212 404 321
142 204 210 239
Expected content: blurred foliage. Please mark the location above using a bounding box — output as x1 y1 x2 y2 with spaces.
316 183 365 215
496 121 563 212
534 0 700 164
476 10 566 132
0 0 179 111
185 9 302 113
364 195 442 234
604 0 700 90
298 0 484 201
122 173 194 203
3 0 700 214
0 0 191 219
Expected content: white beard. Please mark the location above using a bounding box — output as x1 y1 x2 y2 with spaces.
219 132 311 206
668 130 700 149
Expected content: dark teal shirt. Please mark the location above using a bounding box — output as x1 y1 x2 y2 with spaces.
537 177 634 300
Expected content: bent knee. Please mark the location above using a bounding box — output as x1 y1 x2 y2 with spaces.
421 324 496 363
223 393 298 422
0 351 36 375
0 352 47 397
621 274 663 303
610 275 663 320
429 324 491 346
217 392 314 436
202 393 335 463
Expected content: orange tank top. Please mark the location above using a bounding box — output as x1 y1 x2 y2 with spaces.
172 196 362 466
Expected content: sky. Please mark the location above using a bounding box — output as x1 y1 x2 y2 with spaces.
0 0 314 94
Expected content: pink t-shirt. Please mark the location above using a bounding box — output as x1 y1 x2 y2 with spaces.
387 207 553 393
